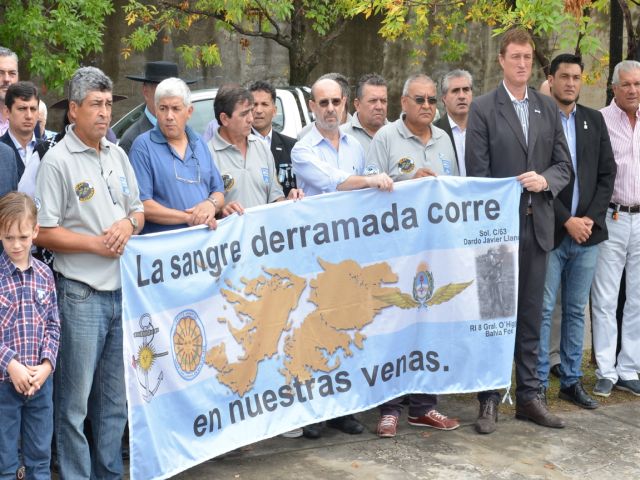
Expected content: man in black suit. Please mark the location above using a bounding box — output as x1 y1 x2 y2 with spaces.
466 28 572 433
434 69 473 176
249 81 297 196
1 81 40 181
536 54 616 409
119 61 196 154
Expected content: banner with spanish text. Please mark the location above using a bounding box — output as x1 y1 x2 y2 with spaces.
121 176 521 480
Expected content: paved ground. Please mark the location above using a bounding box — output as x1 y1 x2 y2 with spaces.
149 395 640 480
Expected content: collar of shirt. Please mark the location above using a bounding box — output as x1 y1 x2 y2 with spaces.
559 104 577 121
8 129 36 157
0 116 7 136
397 116 445 144
144 106 158 127
251 127 272 146
502 81 529 102
308 123 348 147
66 124 111 153
611 98 640 122
0 250 32 277
149 124 199 148
447 114 464 133
210 130 258 152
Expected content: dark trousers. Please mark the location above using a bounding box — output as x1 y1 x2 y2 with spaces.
479 214 548 404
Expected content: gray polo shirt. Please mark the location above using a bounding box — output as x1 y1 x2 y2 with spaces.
35 126 144 291
208 131 284 208
340 112 387 153
367 117 458 181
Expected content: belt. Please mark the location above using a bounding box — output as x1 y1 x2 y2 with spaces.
609 202 640 213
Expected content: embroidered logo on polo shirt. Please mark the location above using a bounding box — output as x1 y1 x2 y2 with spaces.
75 182 95 201
34 197 42 211
397 157 415 174
120 176 130 196
222 174 234 192
439 153 452 175
261 168 269 185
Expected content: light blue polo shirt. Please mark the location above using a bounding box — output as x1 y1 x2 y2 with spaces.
129 125 224 234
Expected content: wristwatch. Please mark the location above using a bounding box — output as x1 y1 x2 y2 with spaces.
127 216 139 234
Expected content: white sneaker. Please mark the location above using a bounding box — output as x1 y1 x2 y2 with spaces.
280 428 303 438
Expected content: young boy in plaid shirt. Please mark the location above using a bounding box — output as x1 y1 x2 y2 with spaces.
0 192 59 479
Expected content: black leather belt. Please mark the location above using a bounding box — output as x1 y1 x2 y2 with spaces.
610 202 640 213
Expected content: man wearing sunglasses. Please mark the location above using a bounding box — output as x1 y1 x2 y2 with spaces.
129 77 225 234
366 74 459 438
367 74 458 181
291 76 393 438
466 28 572 434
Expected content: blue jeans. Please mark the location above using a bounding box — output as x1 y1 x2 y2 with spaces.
538 236 599 389
54 276 126 480
0 377 53 480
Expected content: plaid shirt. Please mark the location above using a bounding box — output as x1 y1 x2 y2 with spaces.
0 251 60 382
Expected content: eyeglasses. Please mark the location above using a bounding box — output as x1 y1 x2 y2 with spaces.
100 164 117 205
406 95 438 106
316 98 342 108
173 154 201 184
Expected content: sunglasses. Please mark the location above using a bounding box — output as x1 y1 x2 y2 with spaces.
407 95 438 106
316 97 342 108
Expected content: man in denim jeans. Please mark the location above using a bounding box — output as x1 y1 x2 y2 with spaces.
34 67 144 479
536 54 616 408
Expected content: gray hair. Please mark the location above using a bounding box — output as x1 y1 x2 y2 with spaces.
155 77 191 107
68 67 112 105
441 69 473 95
317 72 350 101
402 74 435 96
612 60 640 85
0 47 18 63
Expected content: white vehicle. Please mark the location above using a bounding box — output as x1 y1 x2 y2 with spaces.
112 86 312 140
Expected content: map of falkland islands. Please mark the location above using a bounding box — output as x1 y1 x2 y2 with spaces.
205 258 448 397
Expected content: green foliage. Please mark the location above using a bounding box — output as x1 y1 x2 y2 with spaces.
0 0 114 93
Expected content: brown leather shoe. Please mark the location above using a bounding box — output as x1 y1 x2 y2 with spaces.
475 397 499 434
515 396 565 428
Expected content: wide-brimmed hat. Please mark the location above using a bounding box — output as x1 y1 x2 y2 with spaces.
126 61 196 84
50 94 128 110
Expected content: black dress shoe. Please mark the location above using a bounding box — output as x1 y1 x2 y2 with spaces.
326 414 364 434
515 396 565 428
559 382 599 409
302 423 322 439
550 364 562 378
475 398 499 434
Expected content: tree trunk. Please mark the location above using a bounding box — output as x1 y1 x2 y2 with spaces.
608 0 624 103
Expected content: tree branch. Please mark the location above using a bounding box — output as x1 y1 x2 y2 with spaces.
617 0 637 58
158 0 293 49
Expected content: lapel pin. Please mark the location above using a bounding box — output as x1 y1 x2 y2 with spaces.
584 121 588 130
534 109 541 114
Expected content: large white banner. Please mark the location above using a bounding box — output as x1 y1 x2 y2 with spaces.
121 176 521 480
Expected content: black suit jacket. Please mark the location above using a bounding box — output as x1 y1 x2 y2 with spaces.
465 83 572 252
118 115 153 155
270 130 297 196
434 115 462 172
0 131 25 179
553 104 616 248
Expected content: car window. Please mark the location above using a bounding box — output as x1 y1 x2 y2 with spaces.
273 97 284 133
190 99 216 136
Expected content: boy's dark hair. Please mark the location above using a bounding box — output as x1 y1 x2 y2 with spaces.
0 192 37 232
549 54 584 76
4 81 39 111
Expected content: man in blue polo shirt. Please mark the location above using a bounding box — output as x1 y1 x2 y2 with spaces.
129 77 225 234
